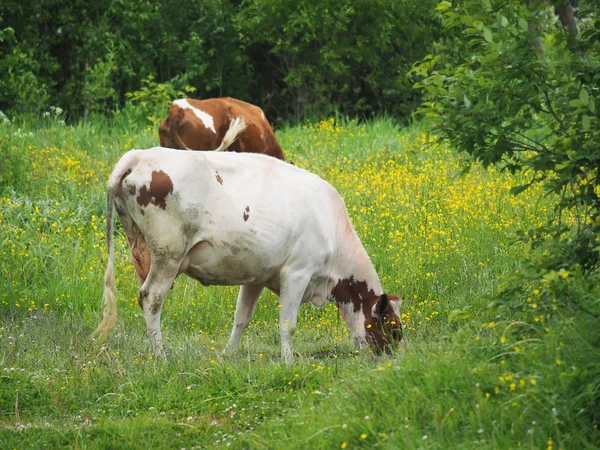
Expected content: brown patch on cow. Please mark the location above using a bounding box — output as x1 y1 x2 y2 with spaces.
127 225 151 281
136 170 174 210
151 301 161 315
128 184 136 195
331 276 403 353
236 133 247 151
243 206 250 221
331 276 374 313
215 172 223 185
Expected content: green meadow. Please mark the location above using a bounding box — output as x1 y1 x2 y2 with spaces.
0 115 598 449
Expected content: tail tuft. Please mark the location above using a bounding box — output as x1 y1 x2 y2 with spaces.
91 172 120 343
90 258 118 342
215 116 247 152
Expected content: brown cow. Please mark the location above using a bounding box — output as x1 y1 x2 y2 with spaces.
158 97 285 160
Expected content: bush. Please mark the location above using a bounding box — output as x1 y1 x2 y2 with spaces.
125 75 196 124
237 0 442 120
411 1 600 435
0 0 446 121
411 0 600 281
0 20 51 115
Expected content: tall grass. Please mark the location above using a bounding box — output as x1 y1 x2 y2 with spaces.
0 114 597 449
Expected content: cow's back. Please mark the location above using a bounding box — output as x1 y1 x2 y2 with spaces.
169 149 338 245
158 97 285 160
194 151 371 292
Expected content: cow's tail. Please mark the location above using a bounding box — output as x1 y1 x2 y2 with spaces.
214 116 247 152
173 131 191 151
159 122 191 150
91 154 137 342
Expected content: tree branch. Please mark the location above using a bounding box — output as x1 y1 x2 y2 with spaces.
555 1 579 41
507 91 552 115
542 88 567 133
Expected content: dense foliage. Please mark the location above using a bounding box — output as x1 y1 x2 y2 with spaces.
412 0 600 434
0 0 440 121
412 2 600 298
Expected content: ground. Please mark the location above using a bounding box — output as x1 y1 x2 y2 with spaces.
0 116 597 449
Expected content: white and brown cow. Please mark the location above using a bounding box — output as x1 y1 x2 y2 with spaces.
126 117 247 283
93 142 402 362
158 97 285 160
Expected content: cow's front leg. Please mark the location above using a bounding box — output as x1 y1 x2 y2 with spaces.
278 274 310 364
226 284 264 353
138 258 180 357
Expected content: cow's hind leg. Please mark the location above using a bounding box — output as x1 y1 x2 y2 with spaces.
138 258 181 357
278 273 311 364
226 284 264 353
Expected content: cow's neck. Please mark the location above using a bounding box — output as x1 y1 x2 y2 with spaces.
330 244 382 349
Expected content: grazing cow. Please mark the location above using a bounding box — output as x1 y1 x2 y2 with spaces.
93 146 403 362
158 97 285 160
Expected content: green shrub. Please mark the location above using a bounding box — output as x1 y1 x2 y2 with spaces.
237 0 441 120
411 0 600 296
125 75 196 124
0 19 51 115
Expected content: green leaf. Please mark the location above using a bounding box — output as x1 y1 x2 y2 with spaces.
570 99 583 108
463 15 474 26
464 95 471 109
589 100 596 113
436 1 452 12
579 88 589 106
483 26 492 43
500 16 508 28
518 18 528 31
582 115 590 132
510 182 533 196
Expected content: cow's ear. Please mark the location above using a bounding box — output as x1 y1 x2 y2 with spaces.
387 295 402 316
375 294 390 319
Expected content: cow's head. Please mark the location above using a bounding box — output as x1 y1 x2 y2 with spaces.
158 120 177 148
365 294 403 353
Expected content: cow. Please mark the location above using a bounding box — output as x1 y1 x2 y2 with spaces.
126 117 248 284
92 146 403 363
158 97 285 160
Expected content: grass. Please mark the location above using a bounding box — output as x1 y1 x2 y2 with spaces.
0 113 598 449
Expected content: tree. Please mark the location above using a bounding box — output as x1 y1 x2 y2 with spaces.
237 0 442 120
411 0 600 312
